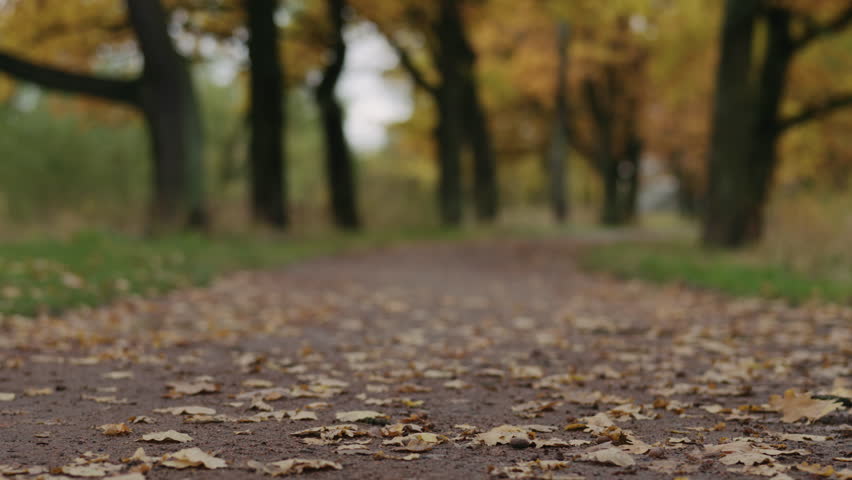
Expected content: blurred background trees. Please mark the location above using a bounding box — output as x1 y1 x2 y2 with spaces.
0 0 850 254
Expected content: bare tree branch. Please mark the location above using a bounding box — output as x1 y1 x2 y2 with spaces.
0 50 139 105
778 93 852 131
794 6 852 48
385 35 438 95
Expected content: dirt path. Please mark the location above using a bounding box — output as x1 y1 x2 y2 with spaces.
1 239 849 479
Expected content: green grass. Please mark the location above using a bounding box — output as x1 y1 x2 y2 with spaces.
0 228 478 318
582 241 852 305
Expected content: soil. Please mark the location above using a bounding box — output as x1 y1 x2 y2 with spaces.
0 239 849 479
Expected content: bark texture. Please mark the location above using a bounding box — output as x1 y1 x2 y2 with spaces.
316 0 360 230
247 0 287 227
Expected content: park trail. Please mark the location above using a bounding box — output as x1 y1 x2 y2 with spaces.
0 238 849 479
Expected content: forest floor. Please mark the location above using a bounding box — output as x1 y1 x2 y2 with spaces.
0 238 849 480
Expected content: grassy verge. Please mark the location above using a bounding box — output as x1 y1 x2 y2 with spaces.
0 227 481 317
582 241 852 305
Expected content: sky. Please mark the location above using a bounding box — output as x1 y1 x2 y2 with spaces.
207 20 411 154
337 22 413 153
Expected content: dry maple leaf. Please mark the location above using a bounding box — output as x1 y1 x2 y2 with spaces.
489 459 580 479
165 380 220 398
24 387 53 397
138 430 192 443
578 445 636 467
161 447 227 469
702 440 794 467
291 424 369 441
796 462 835 476
530 437 572 448
99 423 132 436
473 425 531 446
381 423 423 438
336 444 371 455
249 458 342 476
0 393 15 401
123 447 156 464
249 397 274 412
510 365 543 379
512 400 560 418
289 410 318 421
371 451 421 461
153 406 216 416
718 450 772 466
775 432 828 442
769 389 842 423
443 379 470 390
127 416 155 424
335 410 389 423
82 395 130 405
383 433 447 452
61 464 110 477
727 463 791 477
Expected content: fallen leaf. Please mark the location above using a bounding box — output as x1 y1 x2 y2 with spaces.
127 416 154 424
796 462 835 477
381 423 423 438
383 433 447 452
444 379 470 390
579 445 635 467
489 459 580 479
335 410 389 423
61 464 113 477
473 425 531 446
82 395 130 404
775 432 828 442
0 393 15 401
124 447 156 464
98 423 132 436
138 430 192 443
161 447 226 469
24 387 53 397
249 458 342 476
769 389 842 423
165 380 220 398
292 424 369 441
153 406 216 416
289 410 318 421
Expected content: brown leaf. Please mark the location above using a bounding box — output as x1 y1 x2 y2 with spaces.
98 423 132 436
161 447 226 469
769 389 842 423
249 458 342 476
138 430 192 443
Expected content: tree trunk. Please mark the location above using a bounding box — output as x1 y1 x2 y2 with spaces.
701 0 761 247
740 7 794 243
435 91 464 226
454 13 498 223
316 0 360 230
247 0 287 227
126 0 207 229
620 135 642 223
669 151 699 217
432 0 467 226
547 21 570 223
582 75 626 226
464 79 498 222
